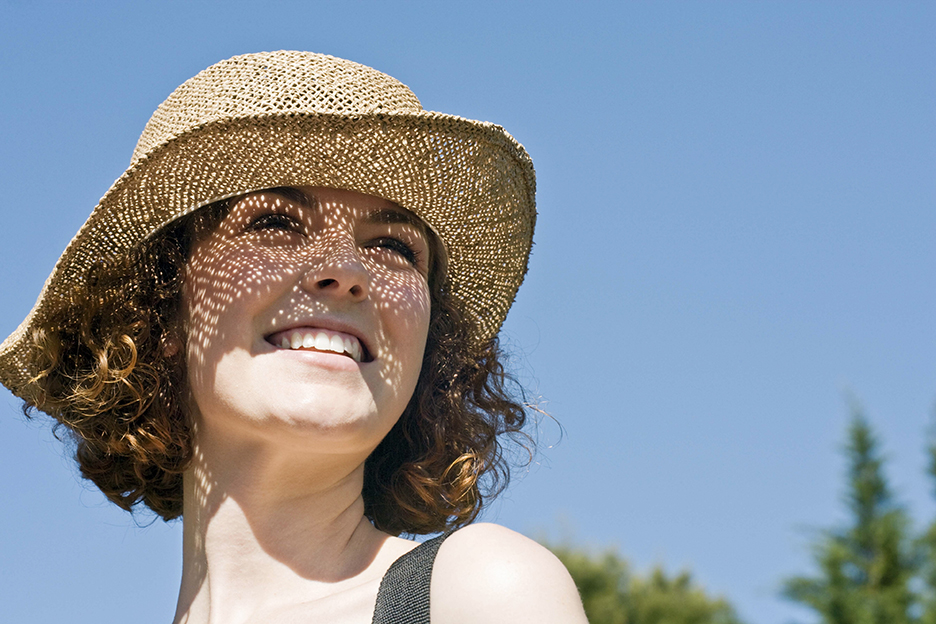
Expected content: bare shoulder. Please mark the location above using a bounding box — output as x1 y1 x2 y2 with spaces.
430 523 588 624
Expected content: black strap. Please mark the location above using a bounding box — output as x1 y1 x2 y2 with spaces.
371 532 453 624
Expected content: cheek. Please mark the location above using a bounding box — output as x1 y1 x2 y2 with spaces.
370 269 432 396
184 243 292 343
182 242 296 398
184 246 238 367
373 269 431 338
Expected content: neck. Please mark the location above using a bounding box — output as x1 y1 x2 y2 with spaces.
172 426 389 624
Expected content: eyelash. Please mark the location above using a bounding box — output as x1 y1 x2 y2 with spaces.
366 237 421 266
246 213 303 233
246 213 421 266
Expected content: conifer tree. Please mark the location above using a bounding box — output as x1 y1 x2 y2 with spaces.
917 410 936 624
782 408 916 624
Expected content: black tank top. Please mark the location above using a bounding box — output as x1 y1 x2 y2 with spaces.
371 532 453 624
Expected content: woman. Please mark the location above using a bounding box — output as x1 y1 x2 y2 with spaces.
0 51 587 623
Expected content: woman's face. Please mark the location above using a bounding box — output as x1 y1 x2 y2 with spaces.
182 187 432 456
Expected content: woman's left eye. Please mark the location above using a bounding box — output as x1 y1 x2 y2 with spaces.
366 237 421 266
246 213 303 233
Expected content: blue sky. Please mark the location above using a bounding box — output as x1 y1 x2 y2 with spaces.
0 2 933 623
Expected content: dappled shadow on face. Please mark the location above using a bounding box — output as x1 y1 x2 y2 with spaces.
179 186 433 583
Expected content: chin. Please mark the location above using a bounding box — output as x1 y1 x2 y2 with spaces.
246 392 400 449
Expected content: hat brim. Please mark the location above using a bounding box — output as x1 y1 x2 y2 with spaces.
0 111 535 395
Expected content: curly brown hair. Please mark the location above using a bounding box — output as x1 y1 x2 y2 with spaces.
22 190 531 534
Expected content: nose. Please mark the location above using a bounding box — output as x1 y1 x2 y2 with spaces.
299 237 370 302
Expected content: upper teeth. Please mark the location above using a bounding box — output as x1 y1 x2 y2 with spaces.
274 329 363 362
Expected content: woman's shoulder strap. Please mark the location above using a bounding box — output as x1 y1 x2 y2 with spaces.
371 531 454 624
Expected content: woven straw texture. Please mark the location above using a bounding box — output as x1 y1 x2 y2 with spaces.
0 51 536 396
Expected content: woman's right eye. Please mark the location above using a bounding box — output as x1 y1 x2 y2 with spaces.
246 213 303 234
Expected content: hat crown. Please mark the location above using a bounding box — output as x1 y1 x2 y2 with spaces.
131 50 424 165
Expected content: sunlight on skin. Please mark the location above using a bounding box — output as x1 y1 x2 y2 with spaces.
175 188 434 621
183 186 431 455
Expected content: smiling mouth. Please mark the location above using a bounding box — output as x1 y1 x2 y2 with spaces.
266 328 370 363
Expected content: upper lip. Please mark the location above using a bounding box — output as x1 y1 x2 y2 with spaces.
263 318 374 362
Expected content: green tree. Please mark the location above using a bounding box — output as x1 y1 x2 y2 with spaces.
917 410 936 624
782 408 917 624
547 543 744 624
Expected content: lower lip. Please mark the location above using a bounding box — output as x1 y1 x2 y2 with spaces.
265 345 366 370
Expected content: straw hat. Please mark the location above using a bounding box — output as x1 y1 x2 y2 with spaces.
0 50 536 396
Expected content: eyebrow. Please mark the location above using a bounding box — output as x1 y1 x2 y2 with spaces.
368 207 439 273
265 187 313 206
363 207 427 232
263 188 423 230
261 188 429 236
